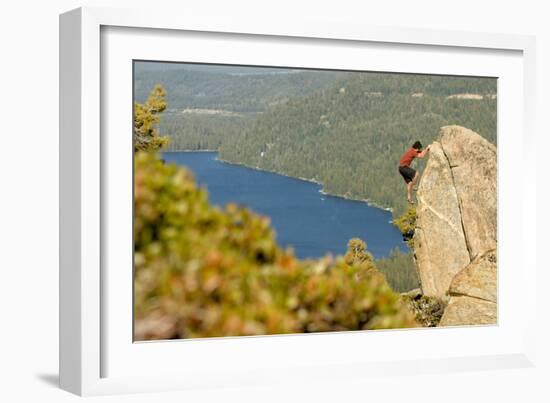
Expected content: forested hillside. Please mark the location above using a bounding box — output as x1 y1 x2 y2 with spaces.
158 112 253 151
218 72 497 216
136 63 497 216
134 63 343 112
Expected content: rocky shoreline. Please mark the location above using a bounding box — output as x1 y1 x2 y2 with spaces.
215 155 394 213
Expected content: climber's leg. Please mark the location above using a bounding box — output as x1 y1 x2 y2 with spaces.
399 166 417 203
411 171 419 191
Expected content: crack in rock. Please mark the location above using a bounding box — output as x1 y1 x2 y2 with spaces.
417 194 464 238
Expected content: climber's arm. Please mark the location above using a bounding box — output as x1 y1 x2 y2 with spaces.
417 146 430 158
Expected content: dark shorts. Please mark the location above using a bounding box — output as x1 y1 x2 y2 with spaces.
399 166 416 183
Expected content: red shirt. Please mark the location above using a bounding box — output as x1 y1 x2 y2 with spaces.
399 147 420 167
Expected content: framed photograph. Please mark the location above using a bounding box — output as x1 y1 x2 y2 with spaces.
59 6 537 396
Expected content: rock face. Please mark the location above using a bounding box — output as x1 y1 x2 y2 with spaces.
439 250 497 326
440 127 497 259
448 249 497 303
413 126 497 326
438 296 496 326
414 142 470 297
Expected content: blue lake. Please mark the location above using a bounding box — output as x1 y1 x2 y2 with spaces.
162 152 406 259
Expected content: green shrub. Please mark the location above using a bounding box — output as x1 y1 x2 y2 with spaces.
134 152 418 340
393 206 417 248
401 290 446 327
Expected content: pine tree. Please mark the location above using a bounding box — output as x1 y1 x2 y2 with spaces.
134 84 170 152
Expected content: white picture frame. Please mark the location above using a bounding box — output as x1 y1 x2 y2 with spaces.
59 6 537 396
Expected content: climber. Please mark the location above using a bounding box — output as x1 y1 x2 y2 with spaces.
398 141 430 204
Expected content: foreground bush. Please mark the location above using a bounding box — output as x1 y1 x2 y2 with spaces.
134 152 417 340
